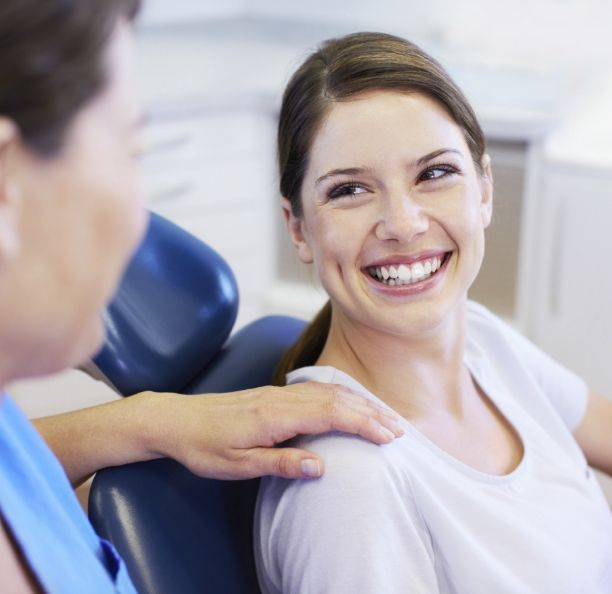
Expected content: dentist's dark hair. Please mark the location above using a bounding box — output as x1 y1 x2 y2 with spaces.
274 31 486 385
0 0 141 157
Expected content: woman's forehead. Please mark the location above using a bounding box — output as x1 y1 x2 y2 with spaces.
306 91 468 175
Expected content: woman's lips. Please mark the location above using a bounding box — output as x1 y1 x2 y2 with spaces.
365 252 451 287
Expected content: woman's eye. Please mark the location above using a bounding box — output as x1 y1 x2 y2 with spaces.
328 183 367 200
419 164 459 183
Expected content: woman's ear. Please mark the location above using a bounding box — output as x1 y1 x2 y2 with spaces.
281 197 313 264
0 118 22 267
479 153 493 228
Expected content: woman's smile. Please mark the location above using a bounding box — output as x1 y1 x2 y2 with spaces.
365 251 451 286
361 250 453 301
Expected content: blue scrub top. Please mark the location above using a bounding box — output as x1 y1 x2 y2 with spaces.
0 393 138 593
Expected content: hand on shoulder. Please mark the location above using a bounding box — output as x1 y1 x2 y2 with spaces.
143 382 404 480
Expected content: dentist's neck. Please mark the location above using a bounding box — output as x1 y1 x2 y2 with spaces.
316 300 472 418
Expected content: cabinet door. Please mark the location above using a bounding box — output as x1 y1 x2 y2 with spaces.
531 168 612 395
140 108 277 330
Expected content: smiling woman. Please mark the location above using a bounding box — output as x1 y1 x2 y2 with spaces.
256 32 612 594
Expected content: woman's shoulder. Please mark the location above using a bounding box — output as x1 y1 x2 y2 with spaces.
255 418 435 593
255 430 434 594
283 431 408 496
256 431 422 556
258 429 414 532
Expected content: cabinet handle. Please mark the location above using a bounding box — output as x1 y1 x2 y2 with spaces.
148 183 193 205
549 199 565 317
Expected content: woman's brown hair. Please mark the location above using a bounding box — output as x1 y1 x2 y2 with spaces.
273 31 486 385
0 0 141 157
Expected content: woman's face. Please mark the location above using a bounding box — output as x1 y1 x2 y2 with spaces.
284 90 493 338
0 21 147 380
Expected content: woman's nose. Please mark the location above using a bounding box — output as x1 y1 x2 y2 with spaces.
374 191 429 242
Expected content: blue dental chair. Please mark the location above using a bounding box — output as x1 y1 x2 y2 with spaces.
87 212 305 594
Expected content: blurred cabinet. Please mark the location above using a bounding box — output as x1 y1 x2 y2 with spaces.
140 106 277 330
527 164 612 395
468 140 527 319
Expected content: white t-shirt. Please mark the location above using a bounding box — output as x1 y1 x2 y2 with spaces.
255 301 612 594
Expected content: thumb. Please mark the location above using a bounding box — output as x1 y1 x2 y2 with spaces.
247 447 326 479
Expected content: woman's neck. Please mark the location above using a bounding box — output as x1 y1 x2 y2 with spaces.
317 302 473 419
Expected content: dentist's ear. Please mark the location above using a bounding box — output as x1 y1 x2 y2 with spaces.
281 197 313 264
0 118 21 268
479 153 493 228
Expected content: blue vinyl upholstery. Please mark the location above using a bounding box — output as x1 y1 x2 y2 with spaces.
92 211 239 396
87 212 306 594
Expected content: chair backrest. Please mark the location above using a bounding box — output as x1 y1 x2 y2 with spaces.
90 211 239 396
87 211 306 594
89 317 305 594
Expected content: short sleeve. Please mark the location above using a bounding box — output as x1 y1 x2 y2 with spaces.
254 432 440 594
467 302 588 432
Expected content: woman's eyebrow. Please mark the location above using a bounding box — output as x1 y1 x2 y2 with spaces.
413 148 462 166
315 166 375 187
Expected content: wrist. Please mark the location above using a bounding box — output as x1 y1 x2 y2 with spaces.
128 390 179 462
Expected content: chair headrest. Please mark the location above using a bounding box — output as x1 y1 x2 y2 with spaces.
91 212 239 396
185 315 307 394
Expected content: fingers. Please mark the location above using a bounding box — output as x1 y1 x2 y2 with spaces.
241 447 326 480
175 383 405 481
288 382 404 445
336 387 405 440
328 405 402 445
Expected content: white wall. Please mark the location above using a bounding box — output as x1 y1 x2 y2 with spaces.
437 0 612 74
139 0 247 26
246 0 612 77
245 0 440 41
138 0 612 86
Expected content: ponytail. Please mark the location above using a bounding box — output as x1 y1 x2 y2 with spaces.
273 301 332 386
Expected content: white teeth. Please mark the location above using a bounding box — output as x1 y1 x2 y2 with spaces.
369 255 445 287
397 264 411 283
411 262 425 281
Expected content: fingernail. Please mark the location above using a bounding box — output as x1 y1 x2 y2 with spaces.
301 459 322 478
391 422 405 437
379 426 396 441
